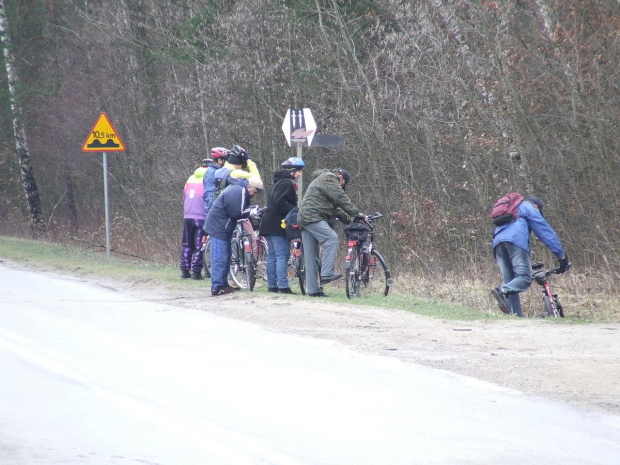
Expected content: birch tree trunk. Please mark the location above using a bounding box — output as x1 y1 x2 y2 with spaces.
0 0 45 234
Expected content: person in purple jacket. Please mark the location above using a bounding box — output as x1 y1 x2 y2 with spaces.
491 196 570 317
180 164 208 280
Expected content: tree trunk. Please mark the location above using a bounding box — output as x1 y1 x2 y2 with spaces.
0 0 45 234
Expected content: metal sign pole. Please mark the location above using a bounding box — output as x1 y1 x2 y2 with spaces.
82 113 125 259
102 152 111 258
297 142 303 203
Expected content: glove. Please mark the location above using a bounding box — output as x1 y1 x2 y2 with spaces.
239 147 249 161
558 255 570 273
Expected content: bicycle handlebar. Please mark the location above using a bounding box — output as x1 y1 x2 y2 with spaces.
532 262 568 277
532 264 568 285
357 212 383 223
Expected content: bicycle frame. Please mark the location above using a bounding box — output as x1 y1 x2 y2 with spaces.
532 262 564 318
344 213 391 298
345 239 373 275
288 238 308 294
289 238 302 272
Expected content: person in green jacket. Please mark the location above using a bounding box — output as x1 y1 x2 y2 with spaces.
297 169 365 297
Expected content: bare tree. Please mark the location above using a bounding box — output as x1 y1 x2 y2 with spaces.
0 0 44 234
2 0 619 275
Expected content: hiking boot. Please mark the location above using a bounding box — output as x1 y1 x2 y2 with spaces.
278 287 297 295
191 271 203 280
320 273 342 285
180 269 191 279
491 286 511 314
309 291 328 297
268 287 279 293
212 286 234 296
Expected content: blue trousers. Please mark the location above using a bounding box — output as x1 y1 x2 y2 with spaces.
265 235 291 289
210 236 232 292
180 218 205 273
494 241 532 317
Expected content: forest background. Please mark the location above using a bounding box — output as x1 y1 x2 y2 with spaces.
0 0 618 315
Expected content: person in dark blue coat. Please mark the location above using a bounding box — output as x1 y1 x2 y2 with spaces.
491 196 570 317
259 157 305 294
205 176 263 296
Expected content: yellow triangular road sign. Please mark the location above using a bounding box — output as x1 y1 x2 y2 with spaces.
82 113 125 152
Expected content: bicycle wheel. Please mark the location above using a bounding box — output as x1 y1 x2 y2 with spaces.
554 297 565 318
543 295 556 317
346 248 362 299
255 237 268 283
361 249 390 297
287 245 299 290
202 236 212 278
297 244 306 295
244 236 256 291
229 236 247 289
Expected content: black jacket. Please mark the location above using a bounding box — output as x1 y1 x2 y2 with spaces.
259 170 297 237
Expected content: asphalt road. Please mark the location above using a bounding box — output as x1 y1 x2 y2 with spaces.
1 263 619 464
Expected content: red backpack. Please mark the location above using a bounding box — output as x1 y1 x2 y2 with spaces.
491 193 524 226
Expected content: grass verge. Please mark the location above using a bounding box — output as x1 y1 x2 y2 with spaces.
2 235 615 322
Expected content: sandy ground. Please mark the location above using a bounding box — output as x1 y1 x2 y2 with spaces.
99 276 620 417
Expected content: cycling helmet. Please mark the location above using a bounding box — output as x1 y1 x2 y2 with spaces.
280 157 305 171
210 147 229 160
228 145 247 165
202 158 210 166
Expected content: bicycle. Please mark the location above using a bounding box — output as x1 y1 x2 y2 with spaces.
229 221 256 291
344 213 392 299
287 238 306 294
203 206 265 290
248 206 268 284
201 234 212 278
201 225 266 281
532 262 569 318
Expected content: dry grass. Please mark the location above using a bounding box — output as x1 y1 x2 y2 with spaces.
391 266 620 323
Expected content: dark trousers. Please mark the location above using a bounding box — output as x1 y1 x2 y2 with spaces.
180 218 205 273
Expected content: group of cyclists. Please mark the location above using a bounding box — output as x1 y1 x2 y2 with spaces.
182 145 571 313
180 145 365 298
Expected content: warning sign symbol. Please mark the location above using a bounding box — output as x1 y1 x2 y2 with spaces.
82 113 126 152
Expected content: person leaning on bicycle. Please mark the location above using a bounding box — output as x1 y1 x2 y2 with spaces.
297 168 366 298
204 176 264 296
492 195 570 317
259 157 305 295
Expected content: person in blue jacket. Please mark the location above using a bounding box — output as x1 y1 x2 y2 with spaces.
205 176 264 296
202 147 229 222
491 196 570 317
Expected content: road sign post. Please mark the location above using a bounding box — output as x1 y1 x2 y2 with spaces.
282 108 346 202
82 113 126 258
282 109 316 202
